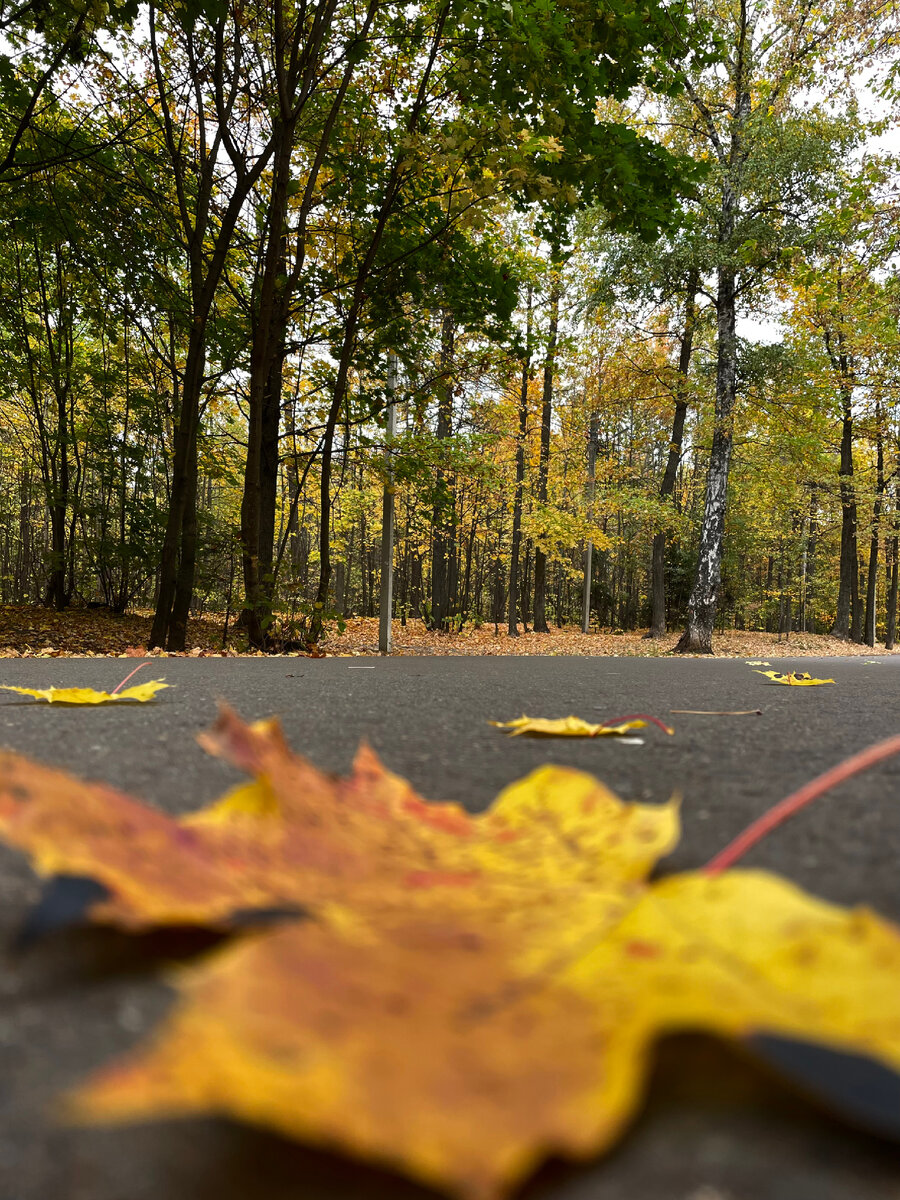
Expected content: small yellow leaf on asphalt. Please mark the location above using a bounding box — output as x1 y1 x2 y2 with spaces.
753 671 834 687
745 660 770 666
0 680 170 705
490 715 649 737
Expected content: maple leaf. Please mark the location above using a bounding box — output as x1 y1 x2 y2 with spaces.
490 714 672 737
0 680 169 704
0 710 898 1200
753 671 835 686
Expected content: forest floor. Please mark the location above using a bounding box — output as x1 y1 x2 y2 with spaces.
0 603 895 657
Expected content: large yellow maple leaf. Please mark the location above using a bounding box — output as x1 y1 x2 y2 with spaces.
0 679 168 704
0 708 897 1200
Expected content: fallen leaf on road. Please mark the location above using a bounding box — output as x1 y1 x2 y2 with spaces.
745 660 770 666
0 710 899 1199
0 680 169 705
490 714 649 737
753 671 835 687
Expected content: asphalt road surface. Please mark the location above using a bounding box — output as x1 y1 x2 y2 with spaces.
0 654 898 1200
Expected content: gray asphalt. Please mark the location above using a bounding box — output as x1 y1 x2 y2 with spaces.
0 655 898 1200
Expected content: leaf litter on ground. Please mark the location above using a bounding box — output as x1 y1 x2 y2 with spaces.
0 710 898 1199
0 605 897 659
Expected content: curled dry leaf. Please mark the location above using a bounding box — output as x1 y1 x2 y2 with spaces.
0 709 897 1200
490 715 656 737
753 671 835 687
0 680 169 705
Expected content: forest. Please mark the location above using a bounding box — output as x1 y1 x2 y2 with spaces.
0 0 898 653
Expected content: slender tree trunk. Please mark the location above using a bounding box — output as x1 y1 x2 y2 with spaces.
46 499 67 609
805 490 818 633
675 258 738 654
378 355 398 653
149 325 206 649
885 531 899 650
533 268 561 632
114 312 132 612
169 430 198 650
240 119 294 648
34 246 72 611
259 335 284 586
46 377 68 611
648 275 697 638
675 32 751 654
864 403 885 647
582 410 599 633
522 542 532 631
831 384 859 640
429 312 457 630
310 293 366 642
508 292 532 637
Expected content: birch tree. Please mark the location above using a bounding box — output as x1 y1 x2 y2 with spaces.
672 0 892 652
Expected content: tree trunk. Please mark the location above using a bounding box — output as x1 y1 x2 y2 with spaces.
492 549 506 635
46 499 67 610
168 430 198 651
831 385 859 640
149 324 206 649
582 410 599 632
805 491 818 632
240 119 294 648
429 312 457 631
508 292 532 637
674 259 738 654
885 533 899 650
533 267 561 633
648 275 697 638
259 337 284 586
864 403 885 647
675 34 751 655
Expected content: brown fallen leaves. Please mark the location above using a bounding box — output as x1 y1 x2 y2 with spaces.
0 604 896 659
323 619 900 659
0 605 228 657
0 710 898 1199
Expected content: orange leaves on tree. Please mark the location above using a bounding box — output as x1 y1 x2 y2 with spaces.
0 710 898 1200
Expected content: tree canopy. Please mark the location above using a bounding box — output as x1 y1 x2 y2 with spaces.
0 0 898 652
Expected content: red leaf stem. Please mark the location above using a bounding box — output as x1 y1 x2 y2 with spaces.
600 713 675 736
111 662 149 695
704 733 900 876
